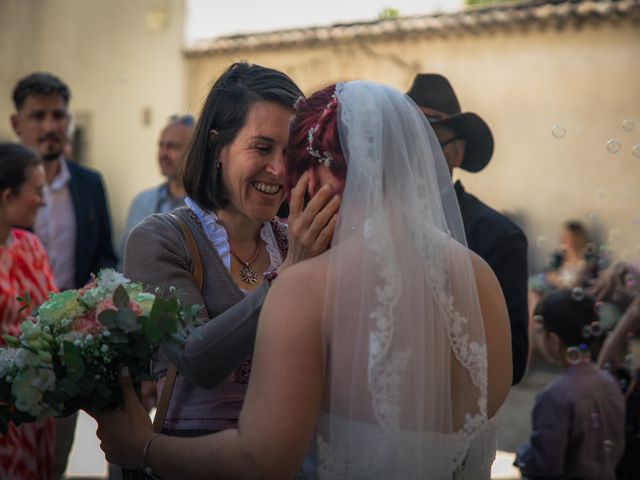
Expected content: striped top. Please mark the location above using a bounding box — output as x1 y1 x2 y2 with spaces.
0 228 57 479
0 228 57 335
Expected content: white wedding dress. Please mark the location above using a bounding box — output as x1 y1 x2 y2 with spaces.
315 414 498 479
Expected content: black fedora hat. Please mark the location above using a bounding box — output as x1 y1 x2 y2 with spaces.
406 73 494 173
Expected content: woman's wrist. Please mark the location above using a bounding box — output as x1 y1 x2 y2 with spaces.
143 432 163 477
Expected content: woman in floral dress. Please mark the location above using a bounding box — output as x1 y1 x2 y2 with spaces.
0 143 57 480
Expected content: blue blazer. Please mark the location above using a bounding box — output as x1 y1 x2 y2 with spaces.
455 181 529 385
67 160 117 288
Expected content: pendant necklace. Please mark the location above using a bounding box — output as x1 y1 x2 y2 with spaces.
229 236 262 286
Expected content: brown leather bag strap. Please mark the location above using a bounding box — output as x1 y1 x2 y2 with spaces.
172 213 204 292
152 213 204 433
152 364 176 433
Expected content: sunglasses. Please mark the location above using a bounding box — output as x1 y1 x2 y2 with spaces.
439 136 461 149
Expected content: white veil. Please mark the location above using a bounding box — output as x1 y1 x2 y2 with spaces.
316 81 490 479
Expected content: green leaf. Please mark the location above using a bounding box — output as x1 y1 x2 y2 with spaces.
132 338 151 359
62 341 85 381
17 291 31 312
55 377 81 400
113 285 130 310
141 316 164 344
76 372 96 394
117 308 140 333
150 296 180 334
107 329 129 344
98 310 118 328
2 335 19 347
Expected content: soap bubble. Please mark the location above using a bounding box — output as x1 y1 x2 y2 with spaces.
606 139 621 153
552 124 566 139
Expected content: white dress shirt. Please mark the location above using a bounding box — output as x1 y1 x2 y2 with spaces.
34 157 77 290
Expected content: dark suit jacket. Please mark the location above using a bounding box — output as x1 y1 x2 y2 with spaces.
455 180 529 385
67 160 117 288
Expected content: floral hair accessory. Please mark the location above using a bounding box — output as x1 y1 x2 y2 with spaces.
307 92 338 168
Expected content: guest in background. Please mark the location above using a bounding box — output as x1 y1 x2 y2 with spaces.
594 261 640 479
528 220 602 358
0 143 56 480
117 114 195 263
407 73 529 385
516 288 625 480
530 220 599 296
10 71 117 479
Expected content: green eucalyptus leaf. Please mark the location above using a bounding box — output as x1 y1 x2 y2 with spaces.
107 329 129 344
117 309 139 333
113 285 130 310
98 310 118 328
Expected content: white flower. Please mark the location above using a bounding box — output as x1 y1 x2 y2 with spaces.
0 348 17 378
97 269 129 292
30 368 56 392
12 371 45 417
14 349 40 369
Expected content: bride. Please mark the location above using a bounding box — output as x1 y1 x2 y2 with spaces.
94 80 512 479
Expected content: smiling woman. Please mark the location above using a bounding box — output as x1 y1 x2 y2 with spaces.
118 62 340 455
0 143 57 479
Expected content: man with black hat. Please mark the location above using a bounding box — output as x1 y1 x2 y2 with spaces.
408 73 529 385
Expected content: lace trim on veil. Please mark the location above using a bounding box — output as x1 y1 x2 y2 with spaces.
316 82 489 478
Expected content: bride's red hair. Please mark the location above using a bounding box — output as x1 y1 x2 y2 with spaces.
286 84 347 190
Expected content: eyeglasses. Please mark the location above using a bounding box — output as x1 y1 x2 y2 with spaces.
168 114 195 126
439 136 461 149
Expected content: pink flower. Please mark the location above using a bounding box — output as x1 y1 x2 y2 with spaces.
129 300 145 317
70 311 102 334
78 278 98 296
95 297 144 317
95 297 116 318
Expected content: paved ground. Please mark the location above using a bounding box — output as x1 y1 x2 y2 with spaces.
63 355 562 480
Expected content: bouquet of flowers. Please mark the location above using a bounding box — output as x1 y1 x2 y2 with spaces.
0 269 199 433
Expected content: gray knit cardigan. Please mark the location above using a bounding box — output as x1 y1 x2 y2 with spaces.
124 207 287 429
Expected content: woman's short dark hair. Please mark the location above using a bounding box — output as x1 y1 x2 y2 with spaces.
0 143 43 194
182 62 303 211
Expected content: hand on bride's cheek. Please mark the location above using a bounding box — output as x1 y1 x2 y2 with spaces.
307 165 345 198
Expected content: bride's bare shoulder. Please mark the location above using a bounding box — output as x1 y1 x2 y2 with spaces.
268 252 330 303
